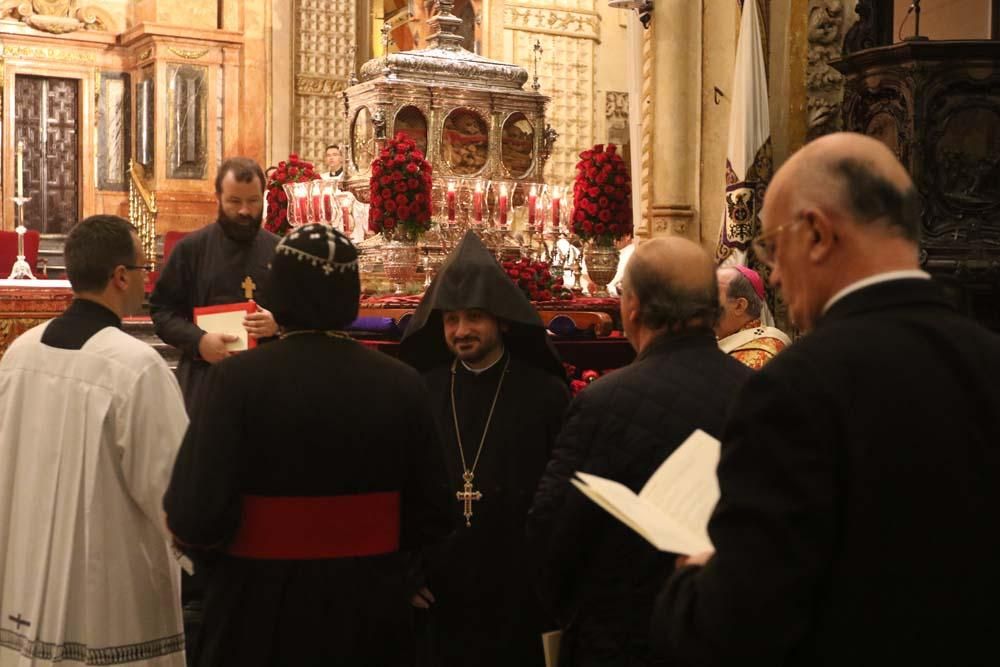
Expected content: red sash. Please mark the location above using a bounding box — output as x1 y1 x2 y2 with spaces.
227 492 400 560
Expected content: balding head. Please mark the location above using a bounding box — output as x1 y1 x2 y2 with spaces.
620 237 719 351
760 132 923 331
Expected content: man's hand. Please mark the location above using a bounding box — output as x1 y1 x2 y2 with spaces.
198 332 239 364
410 586 435 609
243 301 278 339
676 550 715 569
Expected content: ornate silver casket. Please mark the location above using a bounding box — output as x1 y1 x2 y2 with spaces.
341 2 554 204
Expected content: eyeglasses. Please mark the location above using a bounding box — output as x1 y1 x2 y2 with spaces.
123 264 153 273
751 215 807 266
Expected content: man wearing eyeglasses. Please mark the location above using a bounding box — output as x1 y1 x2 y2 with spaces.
653 133 1000 666
0 215 189 666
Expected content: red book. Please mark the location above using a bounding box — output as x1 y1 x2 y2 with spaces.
193 301 257 351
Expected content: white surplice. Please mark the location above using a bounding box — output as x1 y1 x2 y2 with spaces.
0 322 188 666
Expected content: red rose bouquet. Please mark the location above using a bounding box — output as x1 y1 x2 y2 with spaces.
501 257 571 302
571 143 633 245
264 154 318 236
368 132 433 240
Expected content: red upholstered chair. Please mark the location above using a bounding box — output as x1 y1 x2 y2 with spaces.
0 229 41 278
146 230 190 293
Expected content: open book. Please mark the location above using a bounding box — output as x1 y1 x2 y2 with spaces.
571 429 720 555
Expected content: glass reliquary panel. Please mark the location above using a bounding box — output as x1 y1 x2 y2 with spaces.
442 108 489 175
352 107 375 171
501 113 534 178
394 106 428 154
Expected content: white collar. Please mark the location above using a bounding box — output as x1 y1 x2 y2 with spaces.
460 347 506 375
822 270 930 314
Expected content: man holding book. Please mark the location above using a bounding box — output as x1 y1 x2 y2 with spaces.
150 157 280 413
528 237 751 665
653 133 1000 666
400 231 570 667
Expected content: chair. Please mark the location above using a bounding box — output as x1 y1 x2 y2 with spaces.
0 230 41 278
146 230 190 293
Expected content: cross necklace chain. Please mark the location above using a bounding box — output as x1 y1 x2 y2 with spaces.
450 355 510 527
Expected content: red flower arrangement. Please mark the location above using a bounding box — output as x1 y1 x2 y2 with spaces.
368 132 434 240
571 143 633 245
264 154 318 236
502 257 571 302
563 363 604 396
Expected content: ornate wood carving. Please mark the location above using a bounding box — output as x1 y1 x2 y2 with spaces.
833 41 1000 330
15 75 80 234
842 1 893 55
806 0 851 139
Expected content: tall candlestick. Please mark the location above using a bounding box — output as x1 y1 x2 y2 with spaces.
528 185 538 229
447 181 456 223
16 141 24 199
498 183 509 227
473 181 483 223
551 186 561 229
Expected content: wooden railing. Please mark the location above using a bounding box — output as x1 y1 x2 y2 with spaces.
128 160 158 269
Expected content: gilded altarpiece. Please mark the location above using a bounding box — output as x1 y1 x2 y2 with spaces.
502 0 599 184
293 0 356 167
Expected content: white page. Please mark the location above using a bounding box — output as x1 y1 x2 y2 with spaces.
574 473 712 555
195 310 249 351
638 429 720 550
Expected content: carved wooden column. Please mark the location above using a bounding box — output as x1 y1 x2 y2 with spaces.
833 41 1000 330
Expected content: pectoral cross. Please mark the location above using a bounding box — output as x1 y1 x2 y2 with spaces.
456 470 482 528
8 613 30 630
241 276 256 300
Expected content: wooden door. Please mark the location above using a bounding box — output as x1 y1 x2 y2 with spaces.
14 75 80 234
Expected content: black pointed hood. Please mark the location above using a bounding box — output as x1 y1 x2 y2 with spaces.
400 231 564 378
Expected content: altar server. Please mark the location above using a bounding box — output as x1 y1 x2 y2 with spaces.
164 224 452 667
400 231 570 667
0 215 188 666
653 133 1000 666
715 265 791 369
150 157 280 413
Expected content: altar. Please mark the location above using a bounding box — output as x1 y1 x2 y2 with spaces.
0 280 634 374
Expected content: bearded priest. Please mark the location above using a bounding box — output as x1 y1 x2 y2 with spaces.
150 157 280 413
401 231 570 667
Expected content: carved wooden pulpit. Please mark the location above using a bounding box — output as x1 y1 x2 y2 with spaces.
832 40 1000 330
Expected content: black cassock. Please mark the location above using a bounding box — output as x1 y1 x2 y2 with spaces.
400 232 571 667
419 355 569 667
149 222 279 412
164 334 453 667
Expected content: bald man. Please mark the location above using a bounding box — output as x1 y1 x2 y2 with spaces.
715 265 790 369
528 237 751 665
653 133 1000 666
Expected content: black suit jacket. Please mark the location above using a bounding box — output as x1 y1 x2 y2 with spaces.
529 332 751 666
654 278 1000 666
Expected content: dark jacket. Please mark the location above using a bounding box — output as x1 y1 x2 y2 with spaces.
529 331 751 666
654 278 1000 666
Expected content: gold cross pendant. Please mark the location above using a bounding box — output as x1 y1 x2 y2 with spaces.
241 275 257 300
456 469 482 528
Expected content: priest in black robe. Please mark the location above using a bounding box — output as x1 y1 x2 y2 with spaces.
164 224 453 667
401 231 571 667
150 157 280 413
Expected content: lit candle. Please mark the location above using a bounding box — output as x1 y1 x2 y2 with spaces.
528 184 537 229
473 181 484 223
16 141 24 199
447 181 457 223
551 185 561 229
498 183 509 227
